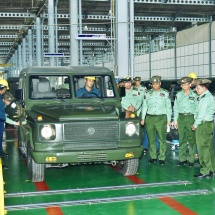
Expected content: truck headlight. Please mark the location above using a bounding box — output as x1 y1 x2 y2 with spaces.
41 124 56 140
125 122 136 136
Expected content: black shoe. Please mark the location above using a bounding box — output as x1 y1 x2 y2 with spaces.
177 161 187 166
194 173 211 179
159 160 165 165
2 165 8 170
148 159 157 164
1 151 9 157
143 148 147 154
188 162 194 167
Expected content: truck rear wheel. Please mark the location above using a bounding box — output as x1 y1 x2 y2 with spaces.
27 144 45 182
117 159 139 176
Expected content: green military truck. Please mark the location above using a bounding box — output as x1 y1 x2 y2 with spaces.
15 66 143 182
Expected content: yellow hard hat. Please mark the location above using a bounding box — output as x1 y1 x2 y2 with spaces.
188 72 197 79
84 76 95 80
0 79 9 90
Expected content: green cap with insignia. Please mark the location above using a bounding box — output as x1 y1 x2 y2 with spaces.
134 76 141 81
3 92 15 102
177 77 192 85
195 78 212 85
149 76 161 83
121 76 132 82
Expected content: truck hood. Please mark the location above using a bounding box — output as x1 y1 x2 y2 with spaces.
31 103 119 121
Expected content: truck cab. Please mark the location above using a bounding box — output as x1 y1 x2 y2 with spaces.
16 66 143 182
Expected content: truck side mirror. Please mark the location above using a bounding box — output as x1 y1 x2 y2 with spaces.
15 89 23 101
119 86 125 97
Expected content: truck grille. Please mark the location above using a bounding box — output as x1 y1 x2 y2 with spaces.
64 141 117 151
77 153 107 162
64 121 119 141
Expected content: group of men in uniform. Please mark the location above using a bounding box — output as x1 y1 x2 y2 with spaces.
120 73 215 179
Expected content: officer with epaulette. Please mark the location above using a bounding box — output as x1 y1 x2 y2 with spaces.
141 76 172 165
174 77 197 167
191 79 215 178
121 76 142 118
133 77 147 100
3 92 20 127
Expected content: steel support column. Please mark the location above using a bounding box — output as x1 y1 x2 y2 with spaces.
22 38 26 69
116 0 129 77
209 15 212 78
28 29 33 66
18 45 22 72
79 0 83 66
36 17 42 66
48 0 55 66
70 0 79 66
129 0 134 77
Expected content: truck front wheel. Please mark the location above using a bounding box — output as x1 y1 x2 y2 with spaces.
27 144 45 182
117 159 139 176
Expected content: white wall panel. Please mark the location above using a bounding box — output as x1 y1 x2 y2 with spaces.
204 52 209 64
193 55 198 65
212 40 215 51
199 43 204 53
212 64 215 76
212 52 215 63
203 42 209 53
188 55 193 66
198 54 204 65
203 65 209 76
193 44 199 54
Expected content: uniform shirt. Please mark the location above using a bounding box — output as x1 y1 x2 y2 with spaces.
76 87 101 98
193 90 215 128
141 88 172 121
174 89 197 122
0 94 6 122
121 88 142 115
133 85 147 99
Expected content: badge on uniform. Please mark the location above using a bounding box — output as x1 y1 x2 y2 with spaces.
160 93 165 97
189 96 194 100
132 94 137 96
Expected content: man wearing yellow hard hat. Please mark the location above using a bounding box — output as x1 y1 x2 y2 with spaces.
76 76 101 98
0 79 9 169
188 72 197 87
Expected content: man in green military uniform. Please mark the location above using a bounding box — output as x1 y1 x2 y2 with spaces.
141 76 172 165
191 79 215 178
133 77 147 99
121 76 142 118
174 77 197 167
133 76 147 116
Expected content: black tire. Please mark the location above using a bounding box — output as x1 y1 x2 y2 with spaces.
117 159 139 176
27 144 45 182
17 129 27 158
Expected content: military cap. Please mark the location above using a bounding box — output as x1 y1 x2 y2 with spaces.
149 76 161 83
3 92 14 102
121 76 132 82
195 78 212 85
177 77 192 85
134 76 141 81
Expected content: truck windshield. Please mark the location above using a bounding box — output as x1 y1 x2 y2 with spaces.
74 75 115 98
30 75 71 99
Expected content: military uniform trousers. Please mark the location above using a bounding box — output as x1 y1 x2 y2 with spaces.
178 114 196 163
145 114 167 160
196 121 215 175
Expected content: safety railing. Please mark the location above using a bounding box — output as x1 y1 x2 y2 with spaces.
0 158 6 215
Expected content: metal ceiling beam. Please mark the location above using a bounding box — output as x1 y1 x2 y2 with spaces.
134 0 215 5
134 16 209 22
0 13 35 18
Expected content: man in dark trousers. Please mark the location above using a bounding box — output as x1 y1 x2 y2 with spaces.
191 79 215 178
